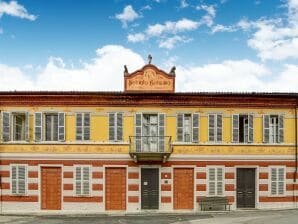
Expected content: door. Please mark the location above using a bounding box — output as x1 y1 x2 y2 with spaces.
142 114 158 152
174 168 194 210
237 168 255 208
41 167 61 210
141 168 159 209
105 167 126 210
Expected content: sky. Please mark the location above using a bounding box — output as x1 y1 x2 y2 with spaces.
0 0 298 92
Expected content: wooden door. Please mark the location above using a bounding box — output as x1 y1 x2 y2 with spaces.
237 168 255 208
141 168 159 209
174 168 194 210
41 167 61 210
105 167 126 210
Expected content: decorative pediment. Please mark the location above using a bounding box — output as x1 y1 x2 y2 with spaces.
124 64 175 93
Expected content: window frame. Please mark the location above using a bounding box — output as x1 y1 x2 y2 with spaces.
108 112 123 142
208 113 223 143
74 165 92 197
10 164 28 196
75 112 91 141
206 166 225 197
269 166 286 197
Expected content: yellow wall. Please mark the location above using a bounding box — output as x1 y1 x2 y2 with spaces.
0 106 297 155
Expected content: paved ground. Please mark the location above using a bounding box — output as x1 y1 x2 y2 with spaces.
0 209 297 224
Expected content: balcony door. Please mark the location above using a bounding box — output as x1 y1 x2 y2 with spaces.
142 114 158 152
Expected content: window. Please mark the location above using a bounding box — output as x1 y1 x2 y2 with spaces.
270 166 285 196
208 114 222 142
207 167 224 196
45 114 58 141
135 113 165 152
34 112 65 142
232 114 253 143
76 113 90 141
75 166 91 196
1 112 29 142
109 112 123 141
11 164 27 195
263 115 284 143
177 113 199 143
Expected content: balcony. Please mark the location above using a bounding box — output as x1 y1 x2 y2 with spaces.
129 136 173 163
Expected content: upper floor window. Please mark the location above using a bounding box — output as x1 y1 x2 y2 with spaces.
76 113 90 141
11 164 27 195
109 112 123 142
1 112 29 142
232 114 253 143
263 115 284 143
34 112 65 142
135 113 165 152
208 113 222 142
177 113 199 143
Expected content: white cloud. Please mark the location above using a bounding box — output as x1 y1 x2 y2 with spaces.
127 33 146 43
0 45 145 91
115 5 140 28
141 5 152 11
146 18 199 36
159 36 191 49
196 4 216 27
1 45 297 92
179 0 189 9
211 24 236 33
0 0 37 21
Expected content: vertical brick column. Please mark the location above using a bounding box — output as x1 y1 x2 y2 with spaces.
160 167 172 211
127 167 140 211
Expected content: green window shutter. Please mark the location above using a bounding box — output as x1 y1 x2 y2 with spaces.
11 165 17 194
34 112 42 142
2 112 10 142
216 114 222 142
84 113 90 141
232 114 239 143
208 114 215 142
208 168 216 196
58 112 65 141
271 168 277 195
192 113 199 143
25 112 29 142
158 113 165 152
109 113 115 141
248 114 254 143
278 114 284 143
116 113 123 141
135 113 142 152
76 113 83 141
75 166 82 195
177 114 183 142
82 166 90 196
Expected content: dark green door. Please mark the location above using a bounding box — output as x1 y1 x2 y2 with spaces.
141 168 159 209
236 168 255 208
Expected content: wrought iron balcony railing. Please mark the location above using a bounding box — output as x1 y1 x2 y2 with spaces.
129 136 173 162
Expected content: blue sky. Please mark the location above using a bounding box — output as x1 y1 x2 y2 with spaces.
0 0 298 91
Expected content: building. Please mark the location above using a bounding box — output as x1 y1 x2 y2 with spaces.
0 61 297 213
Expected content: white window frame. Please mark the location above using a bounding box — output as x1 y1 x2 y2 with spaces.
75 112 90 141
108 112 123 142
207 166 225 196
10 164 28 196
208 113 223 143
44 113 59 142
269 166 286 197
74 165 92 197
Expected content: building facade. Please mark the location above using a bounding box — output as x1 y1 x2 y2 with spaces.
0 63 297 213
